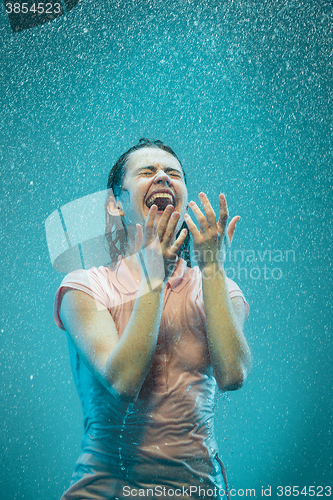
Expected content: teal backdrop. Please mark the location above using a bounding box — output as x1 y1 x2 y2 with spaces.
1 1 332 498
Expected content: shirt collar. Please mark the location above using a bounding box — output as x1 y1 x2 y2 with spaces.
107 257 191 295
167 258 192 292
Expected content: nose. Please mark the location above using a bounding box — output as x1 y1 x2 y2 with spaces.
153 169 172 186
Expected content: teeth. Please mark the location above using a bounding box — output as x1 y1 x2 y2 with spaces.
147 193 173 205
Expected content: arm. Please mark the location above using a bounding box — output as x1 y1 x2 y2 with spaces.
60 282 165 402
59 204 187 402
184 192 251 391
201 264 251 391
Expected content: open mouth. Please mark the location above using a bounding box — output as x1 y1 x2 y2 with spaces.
145 192 175 212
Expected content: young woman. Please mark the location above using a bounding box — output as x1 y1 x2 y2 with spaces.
54 138 251 500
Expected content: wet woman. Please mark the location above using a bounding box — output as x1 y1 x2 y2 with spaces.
54 138 251 500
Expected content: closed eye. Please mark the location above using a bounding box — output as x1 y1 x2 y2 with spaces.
138 166 182 178
168 171 182 178
139 170 154 176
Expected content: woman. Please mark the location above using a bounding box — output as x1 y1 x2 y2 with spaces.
54 138 251 500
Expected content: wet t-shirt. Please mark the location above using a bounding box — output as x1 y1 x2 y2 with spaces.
54 258 249 500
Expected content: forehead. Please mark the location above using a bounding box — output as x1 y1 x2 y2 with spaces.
126 147 182 174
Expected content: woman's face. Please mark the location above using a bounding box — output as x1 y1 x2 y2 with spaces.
118 147 188 232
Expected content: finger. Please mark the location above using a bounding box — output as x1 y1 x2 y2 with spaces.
227 216 240 242
169 228 188 256
155 204 175 241
217 193 229 229
160 211 180 247
198 192 217 228
145 205 158 242
189 200 209 232
184 213 200 242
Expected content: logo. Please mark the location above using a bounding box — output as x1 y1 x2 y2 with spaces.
45 190 166 304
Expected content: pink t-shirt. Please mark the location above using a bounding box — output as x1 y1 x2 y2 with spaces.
54 258 249 500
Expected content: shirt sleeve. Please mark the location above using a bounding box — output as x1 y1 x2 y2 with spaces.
54 268 111 330
189 266 250 324
226 277 250 321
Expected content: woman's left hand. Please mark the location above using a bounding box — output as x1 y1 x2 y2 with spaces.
184 192 240 270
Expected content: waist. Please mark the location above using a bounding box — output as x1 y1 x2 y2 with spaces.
76 434 224 492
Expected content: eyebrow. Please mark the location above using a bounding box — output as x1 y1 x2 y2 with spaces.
136 165 183 175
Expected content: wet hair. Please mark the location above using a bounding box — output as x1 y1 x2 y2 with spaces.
105 138 191 267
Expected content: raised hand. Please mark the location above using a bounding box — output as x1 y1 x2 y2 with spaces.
135 204 188 288
184 192 240 270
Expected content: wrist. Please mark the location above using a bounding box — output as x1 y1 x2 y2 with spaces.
200 261 225 280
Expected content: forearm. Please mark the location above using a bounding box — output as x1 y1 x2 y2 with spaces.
201 263 251 391
105 280 165 400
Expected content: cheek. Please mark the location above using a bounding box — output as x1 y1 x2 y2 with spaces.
179 190 188 213
176 193 188 230
133 190 148 215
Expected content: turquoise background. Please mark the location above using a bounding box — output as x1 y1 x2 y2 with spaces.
1 1 332 498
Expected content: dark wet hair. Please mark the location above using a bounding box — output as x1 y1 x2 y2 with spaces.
105 138 191 267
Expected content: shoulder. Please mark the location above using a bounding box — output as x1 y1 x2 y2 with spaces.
57 266 115 298
225 277 250 321
54 266 116 329
225 277 244 295
61 265 118 288
187 265 250 320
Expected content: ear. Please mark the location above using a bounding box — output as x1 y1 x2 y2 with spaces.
106 195 125 217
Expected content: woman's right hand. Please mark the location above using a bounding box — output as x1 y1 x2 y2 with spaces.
135 204 188 288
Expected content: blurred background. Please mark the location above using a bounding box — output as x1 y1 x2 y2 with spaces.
1 0 332 498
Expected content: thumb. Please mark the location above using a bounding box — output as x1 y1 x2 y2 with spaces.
227 216 240 243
